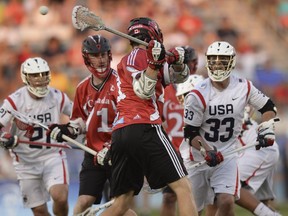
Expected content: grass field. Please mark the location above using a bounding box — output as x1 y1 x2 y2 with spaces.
137 202 288 215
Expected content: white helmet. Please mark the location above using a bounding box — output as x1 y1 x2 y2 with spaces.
205 41 236 82
176 74 204 97
21 57 51 98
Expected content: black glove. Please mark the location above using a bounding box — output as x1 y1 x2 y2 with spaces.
146 40 166 70
48 124 77 142
0 132 18 149
204 146 224 167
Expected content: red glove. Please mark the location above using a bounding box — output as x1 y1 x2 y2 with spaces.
146 40 166 70
166 47 185 65
204 146 224 167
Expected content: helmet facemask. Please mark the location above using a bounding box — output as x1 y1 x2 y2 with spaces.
21 57 51 98
206 55 235 82
23 72 51 97
205 41 236 82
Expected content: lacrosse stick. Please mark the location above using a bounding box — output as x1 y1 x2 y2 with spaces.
7 109 97 156
76 199 115 216
187 117 280 169
18 139 73 149
72 6 173 56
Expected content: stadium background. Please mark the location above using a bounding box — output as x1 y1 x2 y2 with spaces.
0 0 288 215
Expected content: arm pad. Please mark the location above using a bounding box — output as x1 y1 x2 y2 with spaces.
169 64 189 84
183 125 200 145
258 99 277 114
133 72 157 100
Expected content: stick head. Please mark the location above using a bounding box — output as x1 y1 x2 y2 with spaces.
72 5 105 31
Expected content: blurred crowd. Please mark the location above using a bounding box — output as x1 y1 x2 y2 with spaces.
1 0 288 201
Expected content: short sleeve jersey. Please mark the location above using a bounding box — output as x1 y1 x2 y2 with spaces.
184 74 270 160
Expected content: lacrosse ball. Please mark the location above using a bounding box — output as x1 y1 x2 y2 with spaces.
39 6 49 15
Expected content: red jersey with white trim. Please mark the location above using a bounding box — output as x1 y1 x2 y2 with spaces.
163 84 183 151
0 86 72 163
113 48 166 130
84 70 118 151
184 74 270 161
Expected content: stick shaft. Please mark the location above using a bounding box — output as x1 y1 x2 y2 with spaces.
8 109 97 156
18 139 72 149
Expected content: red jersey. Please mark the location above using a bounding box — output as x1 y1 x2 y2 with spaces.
72 70 118 151
163 84 184 151
113 48 166 130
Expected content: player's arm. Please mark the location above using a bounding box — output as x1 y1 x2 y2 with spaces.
48 117 86 142
163 46 190 85
255 99 278 150
133 40 166 99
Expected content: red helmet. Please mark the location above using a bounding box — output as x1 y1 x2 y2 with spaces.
127 17 163 44
82 35 112 79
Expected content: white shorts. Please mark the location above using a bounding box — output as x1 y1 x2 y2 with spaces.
14 153 69 208
238 145 279 200
187 156 240 212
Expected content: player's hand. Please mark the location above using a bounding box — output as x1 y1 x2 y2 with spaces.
94 142 112 167
147 40 166 70
255 120 275 150
166 47 185 65
48 124 77 142
204 146 224 167
0 132 18 149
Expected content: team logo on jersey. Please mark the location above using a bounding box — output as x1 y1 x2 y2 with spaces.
110 85 115 91
209 104 233 115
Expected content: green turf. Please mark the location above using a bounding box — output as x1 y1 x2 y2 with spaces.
137 202 288 215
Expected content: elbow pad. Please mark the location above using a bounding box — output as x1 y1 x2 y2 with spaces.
133 72 157 100
258 99 277 114
169 64 189 84
183 125 200 145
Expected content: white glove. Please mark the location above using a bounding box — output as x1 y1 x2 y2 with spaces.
256 120 275 150
0 132 18 149
94 143 111 166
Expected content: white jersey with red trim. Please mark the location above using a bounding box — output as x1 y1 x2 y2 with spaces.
0 86 72 163
184 74 270 161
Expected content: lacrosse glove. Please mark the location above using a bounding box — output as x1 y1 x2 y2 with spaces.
147 40 166 70
204 146 224 167
48 123 78 142
0 132 18 149
166 46 185 65
255 120 275 150
94 142 112 167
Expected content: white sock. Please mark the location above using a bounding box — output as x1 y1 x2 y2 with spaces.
253 202 278 216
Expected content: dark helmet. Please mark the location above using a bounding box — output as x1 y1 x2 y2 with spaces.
127 17 163 44
182 46 198 74
82 35 112 78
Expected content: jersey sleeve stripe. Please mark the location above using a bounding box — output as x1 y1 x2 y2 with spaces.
246 80 251 101
191 89 206 110
60 91 65 112
7 96 17 110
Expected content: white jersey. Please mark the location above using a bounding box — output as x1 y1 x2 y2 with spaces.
0 86 72 163
238 120 279 200
184 74 270 161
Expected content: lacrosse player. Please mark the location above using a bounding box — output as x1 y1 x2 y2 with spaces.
48 35 136 216
182 41 278 216
0 57 72 216
205 106 281 216
236 106 281 215
160 46 201 216
99 17 197 216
